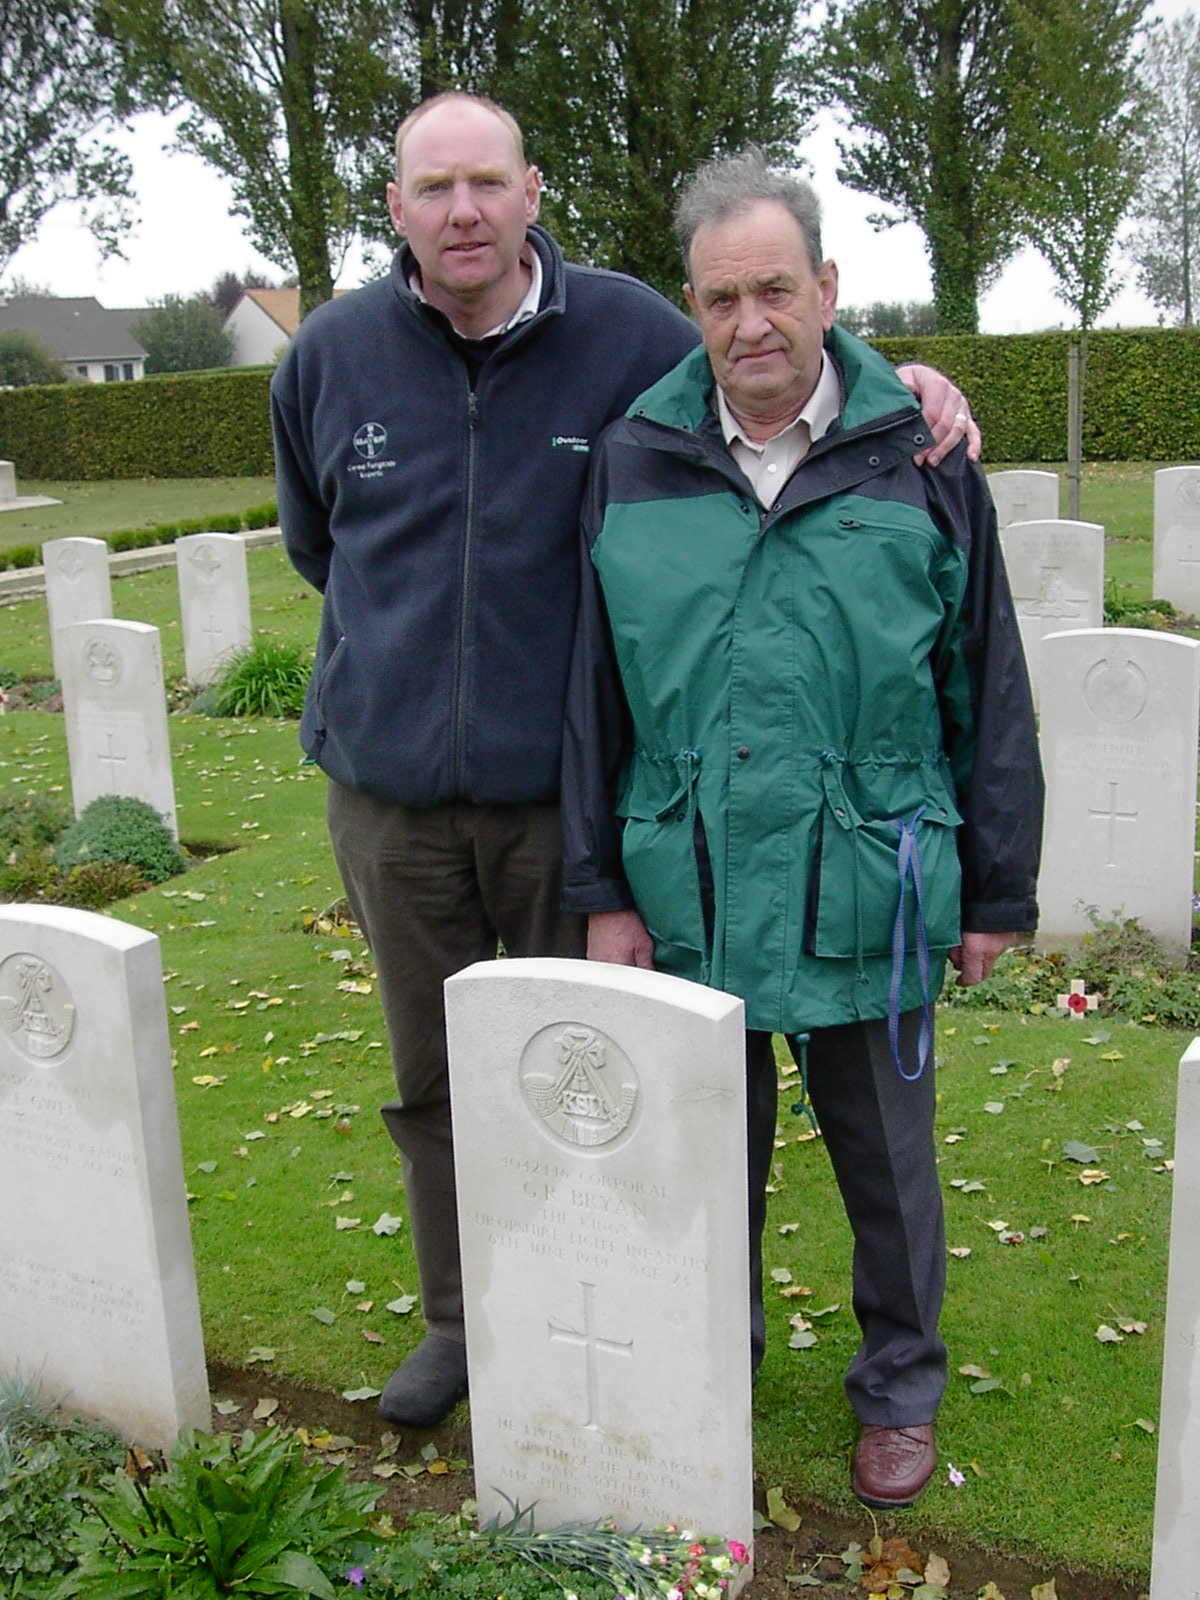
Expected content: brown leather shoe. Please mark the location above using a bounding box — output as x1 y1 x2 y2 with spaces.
852 1424 936 1509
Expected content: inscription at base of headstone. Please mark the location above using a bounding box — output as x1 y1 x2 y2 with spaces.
0 905 209 1449
43 537 114 689
987 469 1060 529
176 533 253 688
59 619 178 836
1153 467 1200 617
999 519 1104 709
1037 627 1200 954
446 958 752 1578
1150 1035 1200 1600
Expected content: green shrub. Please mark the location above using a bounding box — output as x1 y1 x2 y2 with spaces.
0 791 72 854
60 1426 378 1599
54 796 186 884
242 502 279 530
0 545 40 570
1103 579 1181 629
207 640 312 718
0 1375 125 1598
58 860 148 909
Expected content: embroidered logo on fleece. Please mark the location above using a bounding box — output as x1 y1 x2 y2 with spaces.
550 435 590 453
348 422 397 480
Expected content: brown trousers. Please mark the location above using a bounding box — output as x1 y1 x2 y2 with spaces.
327 781 586 1340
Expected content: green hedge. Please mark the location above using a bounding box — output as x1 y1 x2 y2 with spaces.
870 328 1200 462
2 331 1198 475
0 367 273 479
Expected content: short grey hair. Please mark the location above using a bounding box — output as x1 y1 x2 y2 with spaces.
674 146 824 277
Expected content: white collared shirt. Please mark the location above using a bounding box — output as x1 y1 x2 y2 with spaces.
718 353 841 508
408 244 543 339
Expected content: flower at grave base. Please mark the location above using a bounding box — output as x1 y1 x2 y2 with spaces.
346 1567 365 1588
689 1542 707 1558
727 1540 749 1566
1067 990 1089 1014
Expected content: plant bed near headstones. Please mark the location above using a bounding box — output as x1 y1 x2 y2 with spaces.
200 1362 1146 1600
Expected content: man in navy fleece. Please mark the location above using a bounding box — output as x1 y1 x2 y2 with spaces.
270 92 980 1430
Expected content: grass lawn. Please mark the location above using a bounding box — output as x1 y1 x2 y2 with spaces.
0 477 278 553
0 469 1193 1587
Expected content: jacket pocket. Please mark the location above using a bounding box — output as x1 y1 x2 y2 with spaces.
811 766 962 960
617 750 709 977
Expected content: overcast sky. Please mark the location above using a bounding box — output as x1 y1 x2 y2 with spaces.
6 0 1192 333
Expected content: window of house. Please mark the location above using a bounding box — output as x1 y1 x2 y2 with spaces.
103 364 118 382
122 363 134 381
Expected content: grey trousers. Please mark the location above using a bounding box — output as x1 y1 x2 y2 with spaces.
747 1009 947 1426
326 781 586 1341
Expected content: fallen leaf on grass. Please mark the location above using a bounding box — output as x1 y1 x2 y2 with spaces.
372 1213 405 1236
387 1295 419 1315
771 1267 793 1285
1079 1169 1110 1185
252 1398 279 1420
766 1486 801 1531
1063 1140 1099 1163
362 1330 385 1344
1031 1581 1059 1600
1096 1324 1125 1343
335 1216 362 1231
342 1385 382 1402
311 1307 336 1325
245 1346 276 1364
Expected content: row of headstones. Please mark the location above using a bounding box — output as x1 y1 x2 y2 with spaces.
6 885 1200 1597
42 533 253 837
987 471 1200 957
991 467 1200 711
0 904 755 1581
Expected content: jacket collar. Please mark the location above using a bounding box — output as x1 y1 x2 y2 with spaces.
390 223 568 334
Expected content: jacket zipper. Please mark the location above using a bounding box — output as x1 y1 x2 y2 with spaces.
453 385 479 789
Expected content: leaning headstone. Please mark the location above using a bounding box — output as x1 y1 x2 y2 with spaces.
59 619 178 836
446 957 753 1570
1037 627 1200 955
999 519 1104 708
1150 1034 1200 1600
176 533 252 689
0 905 209 1449
43 537 114 689
1153 466 1200 618
987 469 1060 529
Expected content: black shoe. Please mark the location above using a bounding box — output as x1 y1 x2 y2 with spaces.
378 1335 468 1427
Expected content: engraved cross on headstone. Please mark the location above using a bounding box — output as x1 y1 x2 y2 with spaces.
96 732 128 787
1087 781 1138 866
548 1279 633 1430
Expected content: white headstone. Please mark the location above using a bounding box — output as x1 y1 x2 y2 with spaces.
43 537 114 689
0 905 209 1449
987 469 1060 529
1153 467 1200 617
59 620 178 836
0 461 15 503
446 957 753 1567
1151 1035 1200 1600
176 533 252 689
999 519 1105 709
1037 627 1200 954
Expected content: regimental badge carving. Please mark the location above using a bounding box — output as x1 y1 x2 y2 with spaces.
187 543 224 581
1083 648 1149 726
0 953 76 1064
84 638 121 687
1174 476 1200 525
520 1023 639 1148
56 546 85 580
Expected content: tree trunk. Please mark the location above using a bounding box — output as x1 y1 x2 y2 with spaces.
279 0 335 318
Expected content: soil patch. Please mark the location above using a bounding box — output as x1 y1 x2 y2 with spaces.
205 1361 1148 1599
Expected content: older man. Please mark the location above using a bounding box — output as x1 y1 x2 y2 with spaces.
562 148 1042 1509
272 94 981 1434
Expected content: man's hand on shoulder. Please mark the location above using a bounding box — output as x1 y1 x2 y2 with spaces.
896 363 983 467
588 909 655 968
948 930 1021 987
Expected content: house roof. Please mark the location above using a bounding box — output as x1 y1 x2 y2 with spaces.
228 287 349 337
0 296 148 362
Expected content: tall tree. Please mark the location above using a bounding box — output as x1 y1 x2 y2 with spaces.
1127 12 1200 326
505 0 808 300
1012 0 1147 332
819 0 1035 333
133 294 234 372
105 0 411 317
0 0 136 275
